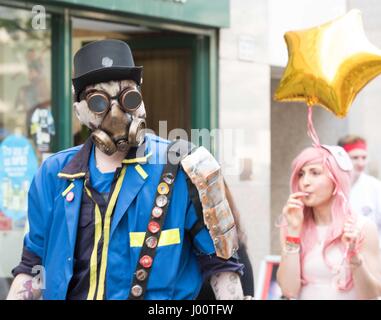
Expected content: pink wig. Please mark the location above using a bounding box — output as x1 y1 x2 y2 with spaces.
289 147 356 291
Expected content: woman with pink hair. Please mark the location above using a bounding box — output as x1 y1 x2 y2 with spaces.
277 146 381 299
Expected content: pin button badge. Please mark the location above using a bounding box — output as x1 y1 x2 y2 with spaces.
148 221 160 234
152 207 163 218
156 195 168 208
136 269 148 281
145 236 158 249
139 255 153 268
163 173 175 185
131 284 143 297
66 191 74 202
157 182 169 195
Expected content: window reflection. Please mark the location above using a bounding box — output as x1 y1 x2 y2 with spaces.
0 5 51 298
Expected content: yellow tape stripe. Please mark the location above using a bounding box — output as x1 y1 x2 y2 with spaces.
134 164 148 180
57 172 86 179
96 165 127 300
130 228 181 247
61 183 75 197
122 152 153 164
84 184 103 300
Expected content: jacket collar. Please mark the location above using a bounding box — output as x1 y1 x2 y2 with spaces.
57 136 152 180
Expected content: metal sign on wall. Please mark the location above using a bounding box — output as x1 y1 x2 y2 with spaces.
49 0 230 28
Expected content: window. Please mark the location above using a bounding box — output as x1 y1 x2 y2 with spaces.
0 5 52 298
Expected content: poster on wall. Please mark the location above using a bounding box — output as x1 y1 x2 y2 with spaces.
29 103 55 153
0 134 38 230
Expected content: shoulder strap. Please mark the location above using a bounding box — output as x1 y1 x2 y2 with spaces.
186 177 205 239
128 139 191 300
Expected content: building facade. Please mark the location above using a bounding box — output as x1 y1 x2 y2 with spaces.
0 0 229 298
220 0 381 298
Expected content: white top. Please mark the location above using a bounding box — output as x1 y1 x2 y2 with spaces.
298 217 367 300
350 173 381 247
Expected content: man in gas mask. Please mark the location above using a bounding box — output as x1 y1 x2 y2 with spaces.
8 40 246 300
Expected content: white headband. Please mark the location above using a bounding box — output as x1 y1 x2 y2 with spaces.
321 145 353 172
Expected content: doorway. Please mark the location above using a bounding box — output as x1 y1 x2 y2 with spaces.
72 18 197 145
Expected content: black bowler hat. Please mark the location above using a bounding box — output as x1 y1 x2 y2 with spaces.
72 39 143 101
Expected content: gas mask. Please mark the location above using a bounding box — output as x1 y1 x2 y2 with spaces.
74 80 146 155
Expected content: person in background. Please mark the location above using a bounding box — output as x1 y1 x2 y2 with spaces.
277 145 381 299
338 135 381 248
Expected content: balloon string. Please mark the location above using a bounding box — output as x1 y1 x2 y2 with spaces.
307 106 321 147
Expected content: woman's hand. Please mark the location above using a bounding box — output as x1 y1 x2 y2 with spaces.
342 217 361 253
282 192 307 236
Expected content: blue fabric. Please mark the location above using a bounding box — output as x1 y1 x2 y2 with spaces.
198 254 244 281
23 134 218 300
88 145 115 195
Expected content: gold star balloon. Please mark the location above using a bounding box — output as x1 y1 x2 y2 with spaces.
274 9 381 118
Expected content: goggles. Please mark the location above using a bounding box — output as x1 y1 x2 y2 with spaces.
83 87 142 114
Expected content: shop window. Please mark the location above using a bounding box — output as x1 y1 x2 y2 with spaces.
0 5 52 298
